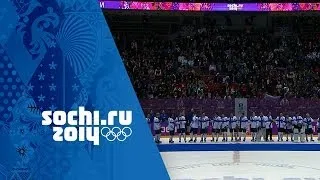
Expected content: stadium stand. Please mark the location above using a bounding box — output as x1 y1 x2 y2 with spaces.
106 12 320 101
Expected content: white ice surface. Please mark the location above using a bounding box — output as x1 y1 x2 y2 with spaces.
161 151 320 180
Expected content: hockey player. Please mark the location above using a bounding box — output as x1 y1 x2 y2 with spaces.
304 113 314 142
250 112 260 142
189 112 199 143
266 112 274 142
167 114 176 143
276 112 286 142
178 112 187 143
160 110 168 123
258 112 268 142
212 113 221 142
199 113 209 143
153 113 162 144
285 114 293 142
221 114 229 142
292 114 297 142
239 113 248 142
229 113 238 141
292 113 305 143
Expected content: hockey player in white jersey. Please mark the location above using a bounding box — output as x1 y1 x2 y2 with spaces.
276 112 286 141
199 113 209 143
292 113 305 142
189 112 199 143
153 113 162 144
250 112 260 142
229 113 238 141
292 114 298 142
285 114 293 142
266 112 274 142
221 114 229 142
212 113 221 142
304 113 314 142
178 112 187 143
239 113 248 142
257 112 268 142
167 114 176 143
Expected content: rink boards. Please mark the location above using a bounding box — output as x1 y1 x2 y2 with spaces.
158 137 320 152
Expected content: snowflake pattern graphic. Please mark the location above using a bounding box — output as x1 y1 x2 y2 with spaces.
0 47 24 124
1 1 88 179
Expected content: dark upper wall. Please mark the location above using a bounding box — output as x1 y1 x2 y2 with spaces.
104 10 320 38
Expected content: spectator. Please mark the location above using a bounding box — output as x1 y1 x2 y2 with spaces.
112 18 320 100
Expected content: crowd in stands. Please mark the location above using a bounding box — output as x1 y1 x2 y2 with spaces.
113 16 320 100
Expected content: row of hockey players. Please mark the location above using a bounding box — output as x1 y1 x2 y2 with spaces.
149 112 319 144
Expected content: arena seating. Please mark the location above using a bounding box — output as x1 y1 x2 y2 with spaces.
111 16 320 101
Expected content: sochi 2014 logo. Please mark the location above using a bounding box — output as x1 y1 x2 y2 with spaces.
41 106 132 145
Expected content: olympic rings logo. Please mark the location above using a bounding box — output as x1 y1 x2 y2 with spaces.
100 126 132 142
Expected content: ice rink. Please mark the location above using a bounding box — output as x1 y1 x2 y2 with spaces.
161 151 320 180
